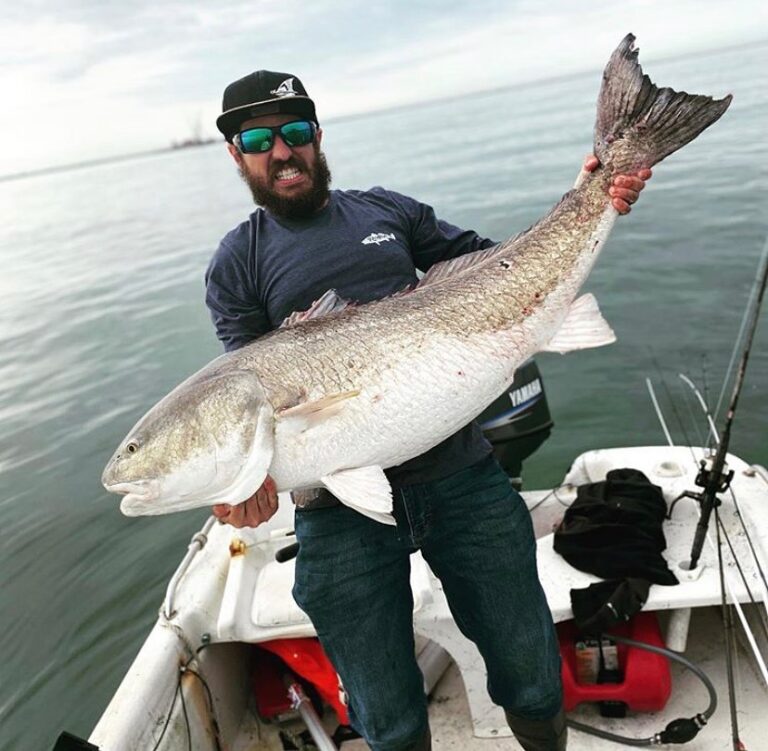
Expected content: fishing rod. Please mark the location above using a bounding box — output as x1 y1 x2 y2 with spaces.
685 244 768 570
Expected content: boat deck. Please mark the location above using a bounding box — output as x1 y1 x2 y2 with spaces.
228 605 766 750
424 606 766 750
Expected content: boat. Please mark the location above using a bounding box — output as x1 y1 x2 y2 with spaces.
54 356 768 750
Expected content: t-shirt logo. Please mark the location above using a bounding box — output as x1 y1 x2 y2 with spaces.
270 78 298 98
361 232 396 246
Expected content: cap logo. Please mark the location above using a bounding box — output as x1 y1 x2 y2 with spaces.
270 77 298 98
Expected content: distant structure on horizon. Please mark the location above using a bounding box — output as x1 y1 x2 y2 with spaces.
171 136 219 150
171 114 220 150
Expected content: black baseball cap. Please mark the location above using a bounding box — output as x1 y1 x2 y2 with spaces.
216 70 318 142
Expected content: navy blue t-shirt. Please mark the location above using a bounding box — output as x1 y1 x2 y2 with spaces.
205 187 495 486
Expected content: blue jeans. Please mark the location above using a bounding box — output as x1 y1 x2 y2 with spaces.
292 455 562 750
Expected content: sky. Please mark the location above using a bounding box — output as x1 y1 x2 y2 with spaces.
1 0 766 176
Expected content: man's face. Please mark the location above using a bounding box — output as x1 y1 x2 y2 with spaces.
227 113 331 220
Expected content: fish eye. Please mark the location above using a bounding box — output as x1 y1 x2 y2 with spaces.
125 441 139 454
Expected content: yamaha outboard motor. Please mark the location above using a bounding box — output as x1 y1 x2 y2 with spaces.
478 358 553 488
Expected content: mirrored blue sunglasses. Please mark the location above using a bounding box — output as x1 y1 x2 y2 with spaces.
234 120 317 154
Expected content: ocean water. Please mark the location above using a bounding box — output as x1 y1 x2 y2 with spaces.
0 42 766 749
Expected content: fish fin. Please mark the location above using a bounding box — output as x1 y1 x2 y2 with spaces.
594 34 731 172
541 293 617 354
275 390 361 430
419 244 507 286
280 289 353 328
321 465 395 525
418 234 536 288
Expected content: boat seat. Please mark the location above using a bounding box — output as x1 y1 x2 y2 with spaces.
216 539 434 642
537 446 767 619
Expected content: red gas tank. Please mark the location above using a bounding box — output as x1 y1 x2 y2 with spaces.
253 637 350 725
558 611 672 713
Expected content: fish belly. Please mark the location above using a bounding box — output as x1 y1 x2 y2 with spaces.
267 331 523 490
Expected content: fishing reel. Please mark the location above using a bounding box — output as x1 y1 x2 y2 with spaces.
694 456 734 496
670 456 734 516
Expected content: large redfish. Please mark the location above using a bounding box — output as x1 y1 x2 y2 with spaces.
102 35 731 524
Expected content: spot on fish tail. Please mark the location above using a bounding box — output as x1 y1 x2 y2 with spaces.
499 260 512 269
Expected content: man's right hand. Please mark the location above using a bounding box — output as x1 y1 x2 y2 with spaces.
212 475 279 528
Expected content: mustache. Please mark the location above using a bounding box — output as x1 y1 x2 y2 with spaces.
239 144 332 220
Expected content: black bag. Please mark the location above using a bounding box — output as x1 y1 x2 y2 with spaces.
554 468 678 586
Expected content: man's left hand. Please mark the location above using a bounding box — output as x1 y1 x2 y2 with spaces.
583 155 652 215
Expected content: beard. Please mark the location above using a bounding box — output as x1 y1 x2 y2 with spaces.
239 143 332 220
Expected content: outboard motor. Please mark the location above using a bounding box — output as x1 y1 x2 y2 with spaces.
478 358 553 488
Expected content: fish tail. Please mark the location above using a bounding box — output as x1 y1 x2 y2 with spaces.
594 34 732 173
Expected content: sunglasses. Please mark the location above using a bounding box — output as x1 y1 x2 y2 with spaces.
234 120 317 154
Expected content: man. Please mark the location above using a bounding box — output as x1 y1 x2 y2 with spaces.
205 70 650 751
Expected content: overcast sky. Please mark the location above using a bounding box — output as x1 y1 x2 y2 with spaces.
1 0 766 175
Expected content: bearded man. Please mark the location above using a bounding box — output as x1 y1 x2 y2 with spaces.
205 70 649 751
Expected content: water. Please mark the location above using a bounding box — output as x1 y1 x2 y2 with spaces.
1 42 766 749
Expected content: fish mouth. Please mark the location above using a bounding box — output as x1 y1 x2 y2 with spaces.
105 480 149 495
104 479 155 498
119 493 212 517
104 479 160 516
105 478 215 516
